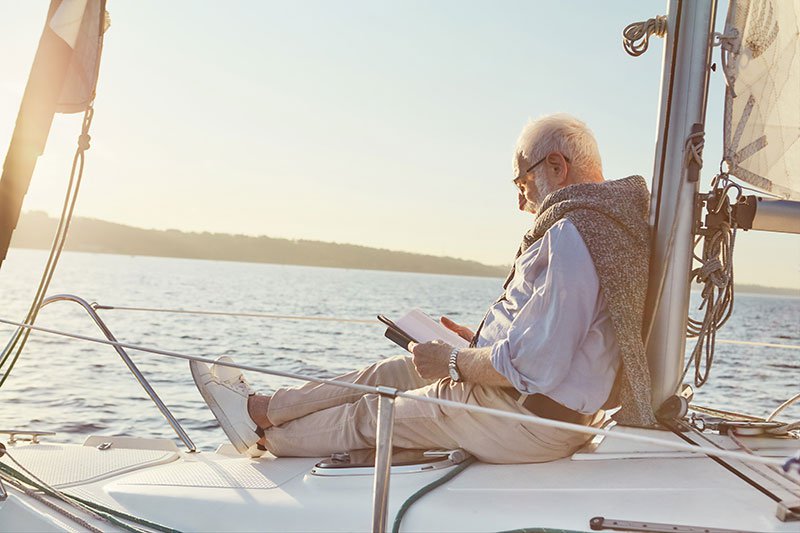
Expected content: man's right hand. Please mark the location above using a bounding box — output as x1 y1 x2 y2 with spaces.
440 316 474 342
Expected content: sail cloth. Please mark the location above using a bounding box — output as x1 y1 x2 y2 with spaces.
722 0 800 200
51 0 109 113
0 0 108 268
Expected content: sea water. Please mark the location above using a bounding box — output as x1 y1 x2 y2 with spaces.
1 248 798 449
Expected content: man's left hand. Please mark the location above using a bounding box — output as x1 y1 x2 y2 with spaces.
409 340 452 380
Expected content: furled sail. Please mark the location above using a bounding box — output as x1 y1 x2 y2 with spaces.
52 0 109 113
0 0 108 268
721 0 800 200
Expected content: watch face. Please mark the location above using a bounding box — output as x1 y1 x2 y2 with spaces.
449 366 460 382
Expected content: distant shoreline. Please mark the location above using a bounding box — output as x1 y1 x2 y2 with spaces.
9 211 508 279
9 211 799 296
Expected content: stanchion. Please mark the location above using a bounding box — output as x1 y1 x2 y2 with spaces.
372 387 397 533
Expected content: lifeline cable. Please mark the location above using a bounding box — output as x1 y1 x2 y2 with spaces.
90 303 800 350
93 304 376 324
85 302 800 350
0 316 796 469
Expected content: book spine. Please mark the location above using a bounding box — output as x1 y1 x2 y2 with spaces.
384 327 414 352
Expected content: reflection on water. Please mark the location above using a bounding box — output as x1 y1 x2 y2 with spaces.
1 248 798 449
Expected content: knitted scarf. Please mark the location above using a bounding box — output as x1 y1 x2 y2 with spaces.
507 175 657 427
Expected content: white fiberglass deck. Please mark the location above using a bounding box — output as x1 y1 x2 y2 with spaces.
1 428 798 532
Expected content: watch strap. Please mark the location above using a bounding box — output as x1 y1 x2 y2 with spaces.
448 347 461 382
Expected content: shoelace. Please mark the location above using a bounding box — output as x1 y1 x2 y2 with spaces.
228 377 253 396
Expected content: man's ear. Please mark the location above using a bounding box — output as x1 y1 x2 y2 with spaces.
546 153 569 185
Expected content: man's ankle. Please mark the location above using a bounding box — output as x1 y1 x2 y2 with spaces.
247 394 273 429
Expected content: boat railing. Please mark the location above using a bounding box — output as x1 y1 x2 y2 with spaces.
1 297 798 532
37 294 197 452
28 294 400 531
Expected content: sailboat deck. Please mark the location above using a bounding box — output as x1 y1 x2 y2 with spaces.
2 428 797 532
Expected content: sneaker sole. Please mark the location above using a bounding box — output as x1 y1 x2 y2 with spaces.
190 360 253 454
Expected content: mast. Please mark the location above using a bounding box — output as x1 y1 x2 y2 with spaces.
645 0 718 409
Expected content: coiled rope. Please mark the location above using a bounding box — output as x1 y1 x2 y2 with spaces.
684 175 740 388
685 223 736 385
623 15 668 57
0 316 795 469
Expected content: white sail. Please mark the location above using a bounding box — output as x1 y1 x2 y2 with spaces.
722 0 800 200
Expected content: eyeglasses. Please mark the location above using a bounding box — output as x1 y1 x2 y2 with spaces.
512 154 570 192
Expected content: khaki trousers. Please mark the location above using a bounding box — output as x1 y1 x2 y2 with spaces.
263 355 601 464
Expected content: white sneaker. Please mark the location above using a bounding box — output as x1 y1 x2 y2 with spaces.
191 356 261 455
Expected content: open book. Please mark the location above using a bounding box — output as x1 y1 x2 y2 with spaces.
378 308 470 351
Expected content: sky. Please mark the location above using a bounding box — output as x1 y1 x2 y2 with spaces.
0 0 798 288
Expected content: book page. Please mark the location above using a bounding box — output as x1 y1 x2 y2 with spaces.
394 308 469 348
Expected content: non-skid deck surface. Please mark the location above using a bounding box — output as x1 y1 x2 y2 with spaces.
116 455 319 489
2 443 179 488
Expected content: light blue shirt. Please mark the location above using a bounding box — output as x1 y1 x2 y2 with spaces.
481 219 620 414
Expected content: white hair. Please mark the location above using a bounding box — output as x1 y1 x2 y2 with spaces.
514 113 602 180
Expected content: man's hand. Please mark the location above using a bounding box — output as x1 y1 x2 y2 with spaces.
440 316 474 342
409 340 452 380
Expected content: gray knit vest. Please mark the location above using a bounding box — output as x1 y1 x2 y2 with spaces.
510 176 657 427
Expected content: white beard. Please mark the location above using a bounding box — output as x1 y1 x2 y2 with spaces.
523 173 557 214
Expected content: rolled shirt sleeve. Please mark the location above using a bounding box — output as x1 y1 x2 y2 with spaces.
490 220 603 396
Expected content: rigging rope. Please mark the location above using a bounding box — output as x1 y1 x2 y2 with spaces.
728 430 800 492
683 175 739 388
0 445 157 533
0 457 164 533
0 316 794 469
0 103 98 390
0 6 107 390
768 393 800 423
689 404 766 422
0 472 104 533
666 418 793 503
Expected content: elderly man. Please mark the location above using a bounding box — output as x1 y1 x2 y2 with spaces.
192 113 657 464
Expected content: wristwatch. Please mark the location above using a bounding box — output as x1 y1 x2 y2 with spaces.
448 347 462 382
